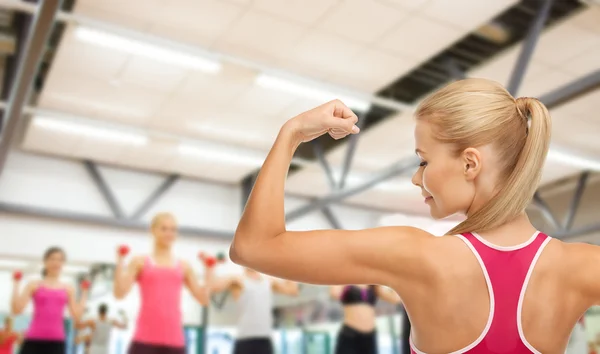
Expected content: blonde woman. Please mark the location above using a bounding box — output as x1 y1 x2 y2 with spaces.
230 78 597 353
114 213 213 354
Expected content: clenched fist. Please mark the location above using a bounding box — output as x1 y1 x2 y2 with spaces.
285 100 360 143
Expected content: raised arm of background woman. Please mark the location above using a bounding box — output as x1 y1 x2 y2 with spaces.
230 100 436 292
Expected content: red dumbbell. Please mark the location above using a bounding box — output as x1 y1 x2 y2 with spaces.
118 245 130 257
198 252 217 268
81 280 91 290
13 271 22 281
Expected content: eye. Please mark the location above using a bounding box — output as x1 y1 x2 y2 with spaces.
419 161 427 167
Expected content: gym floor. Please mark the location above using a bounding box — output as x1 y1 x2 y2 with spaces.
0 0 598 354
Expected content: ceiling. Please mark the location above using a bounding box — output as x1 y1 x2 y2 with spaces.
8 0 600 215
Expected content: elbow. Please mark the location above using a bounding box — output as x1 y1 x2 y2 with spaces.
229 237 251 267
11 303 23 315
113 289 125 300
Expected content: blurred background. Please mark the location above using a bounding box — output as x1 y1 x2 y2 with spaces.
0 0 598 353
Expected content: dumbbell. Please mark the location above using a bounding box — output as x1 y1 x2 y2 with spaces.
198 252 217 268
118 245 130 257
81 280 91 290
13 271 22 281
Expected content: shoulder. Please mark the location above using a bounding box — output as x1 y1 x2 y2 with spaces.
26 279 42 291
65 284 76 295
179 259 192 272
130 255 146 268
558 240 599 274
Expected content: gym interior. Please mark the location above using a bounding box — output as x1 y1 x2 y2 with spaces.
0 0 598 353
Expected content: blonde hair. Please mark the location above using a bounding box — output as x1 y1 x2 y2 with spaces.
151 212 177 229
415 78 551 235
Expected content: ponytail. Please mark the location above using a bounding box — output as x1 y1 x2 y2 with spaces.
447 97 551 235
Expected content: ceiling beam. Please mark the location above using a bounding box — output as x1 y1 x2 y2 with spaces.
507 0 554 95
0 201 235 239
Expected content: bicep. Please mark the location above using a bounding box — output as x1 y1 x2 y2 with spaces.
211 276 238 293
183 263 199 289
127 257 143 279
231 226 432 286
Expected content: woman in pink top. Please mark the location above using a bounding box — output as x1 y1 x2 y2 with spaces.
11 247 88 354
230 78 600 353
114 212 213 354
0 317 22 354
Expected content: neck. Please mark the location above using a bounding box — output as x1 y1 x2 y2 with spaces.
474 213 538 246
45 274 60 281
153 244 171 256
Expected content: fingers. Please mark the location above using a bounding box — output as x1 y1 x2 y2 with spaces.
330 99 358 120
326 101 360 140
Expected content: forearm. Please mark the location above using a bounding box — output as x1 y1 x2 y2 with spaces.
75 292 88 320
233 123 300 255
11 285 23 314
113 261 130 298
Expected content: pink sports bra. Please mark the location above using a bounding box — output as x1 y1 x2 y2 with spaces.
411 231 550 354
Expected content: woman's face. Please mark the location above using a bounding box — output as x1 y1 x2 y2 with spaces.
44 251 65 277
411 121 476 219
152 216 177 247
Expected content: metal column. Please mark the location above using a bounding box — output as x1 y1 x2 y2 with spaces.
130 174 180 219
84 160 125 219
0 0 62 176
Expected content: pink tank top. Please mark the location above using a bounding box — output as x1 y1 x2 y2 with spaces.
0 332 17 354
26 286 68 340
411 231 550 354
133 257 185 347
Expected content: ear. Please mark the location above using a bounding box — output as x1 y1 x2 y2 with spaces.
462 147 482 181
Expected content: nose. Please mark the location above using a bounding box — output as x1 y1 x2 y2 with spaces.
411 167 422 187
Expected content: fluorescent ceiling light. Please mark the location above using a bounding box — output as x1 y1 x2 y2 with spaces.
547 148 600 171
0 259 29 268
74 27 221 73
33 116 148 146
178 142 265 167
256 74 371 112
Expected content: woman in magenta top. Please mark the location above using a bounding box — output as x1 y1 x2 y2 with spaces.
114 212 213 354
11 247 88 354
229 79 600 353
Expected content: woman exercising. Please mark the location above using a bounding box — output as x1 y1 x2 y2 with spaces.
230 78 599 353
76 303 128 354
210 267 299 354
114 212 213 354
11 247 88 354
330 285 400 354
0 317 21 354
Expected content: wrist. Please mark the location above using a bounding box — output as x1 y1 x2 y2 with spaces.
281 119 303 148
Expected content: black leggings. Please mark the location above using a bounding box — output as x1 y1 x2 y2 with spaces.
233 337 274 354
19 339 65 354
335 325 377 354
128 341 186 354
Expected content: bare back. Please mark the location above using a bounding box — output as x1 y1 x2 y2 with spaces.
405 234 591 354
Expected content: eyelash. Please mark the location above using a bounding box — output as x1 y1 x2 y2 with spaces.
419 161 427 167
